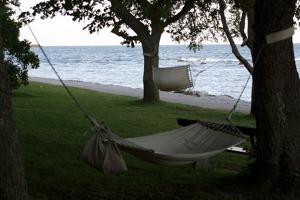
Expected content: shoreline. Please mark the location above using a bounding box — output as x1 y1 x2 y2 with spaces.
29 77 251 113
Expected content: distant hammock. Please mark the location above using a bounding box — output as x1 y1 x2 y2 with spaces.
153 65 193 91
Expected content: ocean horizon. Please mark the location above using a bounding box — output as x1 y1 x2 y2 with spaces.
29 44 300 102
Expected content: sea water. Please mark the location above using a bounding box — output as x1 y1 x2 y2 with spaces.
29 44 300 102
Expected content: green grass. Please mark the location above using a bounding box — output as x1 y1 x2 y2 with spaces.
13 82 256 200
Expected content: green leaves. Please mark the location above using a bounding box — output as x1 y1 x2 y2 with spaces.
26 0 201 46
1 2 39 89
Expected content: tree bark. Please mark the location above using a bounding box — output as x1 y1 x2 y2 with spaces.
252 0 300 195
0 25 28 199
141 35 161 103
245 1 256 115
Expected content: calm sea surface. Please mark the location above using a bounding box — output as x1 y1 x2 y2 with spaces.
29 44 300 102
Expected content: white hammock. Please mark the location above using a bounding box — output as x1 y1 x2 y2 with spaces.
80 121 247 173
153 65 193 91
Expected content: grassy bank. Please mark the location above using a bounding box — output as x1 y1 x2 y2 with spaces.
13 82 255 199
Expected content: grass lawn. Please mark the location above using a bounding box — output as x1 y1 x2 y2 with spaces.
13 82 256 200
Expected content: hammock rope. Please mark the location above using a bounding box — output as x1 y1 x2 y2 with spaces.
227 44 265 121
18 7 108 132
193 49 235 83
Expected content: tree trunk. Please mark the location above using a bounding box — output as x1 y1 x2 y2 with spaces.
141 35 161 103
252 0 300 195
246 1 256 115
0 27 28 199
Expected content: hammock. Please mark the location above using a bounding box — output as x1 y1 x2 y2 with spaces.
153 65 193 91
80 120 247 173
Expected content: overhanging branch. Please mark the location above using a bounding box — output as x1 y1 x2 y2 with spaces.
110 0 149 37
218 0 253 74
163 0 196 27
111 21 140 43
239 11 247 41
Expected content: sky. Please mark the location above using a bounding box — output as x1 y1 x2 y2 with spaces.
18 0 300 46
18 0 175 46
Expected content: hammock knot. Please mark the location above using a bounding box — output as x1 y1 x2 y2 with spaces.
88 116 112 137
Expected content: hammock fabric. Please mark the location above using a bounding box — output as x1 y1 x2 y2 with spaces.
79 133 127 173
153 65 193 91
80 120 247 173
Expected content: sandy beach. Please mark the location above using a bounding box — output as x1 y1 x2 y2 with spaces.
29 77 251 113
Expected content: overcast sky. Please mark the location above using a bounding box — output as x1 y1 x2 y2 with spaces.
18 0 300 46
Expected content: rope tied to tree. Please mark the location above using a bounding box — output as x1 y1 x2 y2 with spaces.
227 44 265 121
143 51 158 57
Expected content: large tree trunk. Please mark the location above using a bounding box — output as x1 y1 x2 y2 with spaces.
252 0 300 195
0 26 28 199
141 34 161 103
246 1 256 115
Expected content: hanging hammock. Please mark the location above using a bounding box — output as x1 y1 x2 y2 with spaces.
79 119 247 173
153 65 193 91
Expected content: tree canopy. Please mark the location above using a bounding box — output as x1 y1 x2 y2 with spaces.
1 0 39 89
24 0 199 47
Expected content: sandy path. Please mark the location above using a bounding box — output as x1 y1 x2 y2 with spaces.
29 77 251 113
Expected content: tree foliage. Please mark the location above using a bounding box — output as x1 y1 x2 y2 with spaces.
22 0 199 46
0 1 39 89
168 1 221 46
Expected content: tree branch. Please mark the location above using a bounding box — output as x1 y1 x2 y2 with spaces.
239 11 247 41
136 0 152 11
110 0 149 36
111 21 140 42
163 0 196 27
218 0 253 74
